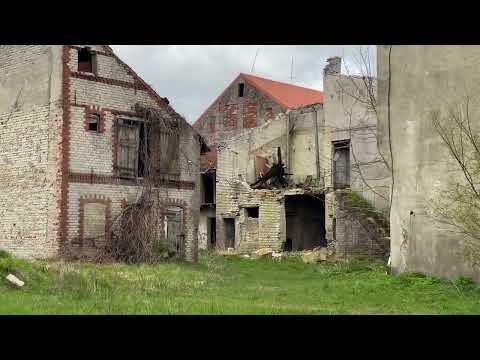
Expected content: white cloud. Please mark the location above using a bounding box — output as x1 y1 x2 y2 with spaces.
111 45 375 123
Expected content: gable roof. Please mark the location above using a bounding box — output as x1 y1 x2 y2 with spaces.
102 46 208 152
193 73 323 128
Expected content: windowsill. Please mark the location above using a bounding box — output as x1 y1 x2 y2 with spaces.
77 70 96 76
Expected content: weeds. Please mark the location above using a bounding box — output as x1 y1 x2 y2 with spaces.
0 253 479 314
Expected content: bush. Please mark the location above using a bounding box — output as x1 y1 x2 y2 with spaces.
454 276 476 291
0 250 11 259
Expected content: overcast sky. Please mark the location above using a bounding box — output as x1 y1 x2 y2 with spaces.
110 45 376 123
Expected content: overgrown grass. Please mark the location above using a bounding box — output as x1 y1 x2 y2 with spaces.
0 250 479 314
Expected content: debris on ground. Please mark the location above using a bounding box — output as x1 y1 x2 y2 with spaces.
6 274 24 288
253 248 274 258
272 251 283 260
302 248 328 263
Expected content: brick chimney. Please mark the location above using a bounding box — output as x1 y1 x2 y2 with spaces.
324 56 341 76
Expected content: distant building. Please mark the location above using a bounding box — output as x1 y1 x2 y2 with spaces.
195 62 390 256
193 73 324 250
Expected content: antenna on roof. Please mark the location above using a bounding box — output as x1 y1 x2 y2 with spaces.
290 56 294 82
251 48 259 73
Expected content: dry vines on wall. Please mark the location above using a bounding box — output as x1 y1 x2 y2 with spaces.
94 103 182 264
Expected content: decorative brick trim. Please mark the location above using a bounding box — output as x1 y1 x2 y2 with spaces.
78 195 112 247
58 45 72 251
69 172 196 190
76 104 106 133
70 71 147 90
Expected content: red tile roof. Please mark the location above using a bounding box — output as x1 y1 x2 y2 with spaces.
193 73 323 128
240 73 323 109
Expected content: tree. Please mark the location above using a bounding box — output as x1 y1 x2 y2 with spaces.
431 95 480 267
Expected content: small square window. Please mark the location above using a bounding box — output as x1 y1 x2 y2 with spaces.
88 113 99 132
246 207 259 218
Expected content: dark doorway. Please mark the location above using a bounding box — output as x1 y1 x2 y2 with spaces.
165 207 184 258
285 194 326 251
201 172 215 204
224 218 235 249
207 217 216 249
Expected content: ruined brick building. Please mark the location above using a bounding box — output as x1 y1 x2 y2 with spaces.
193 73 324 249
196 58 390 256
0 45 205 261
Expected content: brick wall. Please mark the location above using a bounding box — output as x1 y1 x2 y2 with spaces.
0 45 201 261
65 45 201 261
243 100 257 128
333 190 388 257
0 45 64 259
223 104 238 130
193 78 285 158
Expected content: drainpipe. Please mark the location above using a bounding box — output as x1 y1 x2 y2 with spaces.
313 107 321 181
286 112 290 173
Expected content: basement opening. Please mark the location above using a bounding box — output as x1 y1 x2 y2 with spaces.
284 194 326 251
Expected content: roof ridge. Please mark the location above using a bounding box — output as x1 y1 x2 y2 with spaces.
240 72 322 92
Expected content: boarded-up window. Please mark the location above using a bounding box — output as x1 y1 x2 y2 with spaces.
116 117 180 179
84 203 107 245
333 140 350 188
149 130 180 178
164 207 184 257
117 119 140 178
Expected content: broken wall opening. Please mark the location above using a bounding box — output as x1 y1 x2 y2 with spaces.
285 194 326 251
223 218 235 249
201 172 215 204
207 217 216 249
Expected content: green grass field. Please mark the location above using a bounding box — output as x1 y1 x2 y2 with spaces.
1 250 479 314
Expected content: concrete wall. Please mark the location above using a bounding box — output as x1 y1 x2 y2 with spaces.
198 207 215 249
377 45 480 280
0 45 64 259
322 60 391 254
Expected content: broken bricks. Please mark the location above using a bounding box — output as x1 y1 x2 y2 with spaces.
302 248 328 264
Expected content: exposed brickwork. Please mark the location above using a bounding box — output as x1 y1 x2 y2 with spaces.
223 104 238 130
265 107 273 121
59 45 72 251
69 172 196 189
243 100 257 128
0 45 202 262
76 104 107 133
